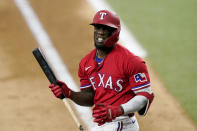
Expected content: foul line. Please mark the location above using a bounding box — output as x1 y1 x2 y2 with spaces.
14 0 93 130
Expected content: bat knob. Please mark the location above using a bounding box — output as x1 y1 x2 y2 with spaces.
79 125 84 131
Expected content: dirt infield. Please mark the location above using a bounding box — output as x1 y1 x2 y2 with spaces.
0 0 196 131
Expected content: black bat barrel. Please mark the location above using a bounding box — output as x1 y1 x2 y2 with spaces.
32 48 57 84
32 48 65 99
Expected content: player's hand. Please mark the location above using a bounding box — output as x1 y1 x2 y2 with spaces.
49 80 72 99
92 103 123 126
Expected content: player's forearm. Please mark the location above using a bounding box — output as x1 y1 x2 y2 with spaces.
121 95 148 115
70 91 94 107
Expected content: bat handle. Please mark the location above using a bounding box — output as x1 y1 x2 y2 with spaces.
58 85 66 99
60 93 66 99
52 81 66 99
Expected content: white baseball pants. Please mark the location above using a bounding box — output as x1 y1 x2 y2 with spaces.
91 115 139 131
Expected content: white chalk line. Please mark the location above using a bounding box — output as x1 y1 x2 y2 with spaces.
14 0 93 130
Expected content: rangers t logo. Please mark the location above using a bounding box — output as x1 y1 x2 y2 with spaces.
134 73 147 82
99 12 107 20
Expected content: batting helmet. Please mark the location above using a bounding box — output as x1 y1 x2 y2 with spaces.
90 10 121 47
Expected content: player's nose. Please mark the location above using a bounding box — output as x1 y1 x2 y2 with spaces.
97 27 105 35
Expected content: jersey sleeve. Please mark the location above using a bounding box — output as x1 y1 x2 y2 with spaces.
126 57 151 92
78 60 92 90
126 56 154 116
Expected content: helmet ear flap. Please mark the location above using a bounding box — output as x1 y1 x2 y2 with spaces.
104 28 120 47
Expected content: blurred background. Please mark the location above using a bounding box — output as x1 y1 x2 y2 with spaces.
106 0 197 125
0 0 196 130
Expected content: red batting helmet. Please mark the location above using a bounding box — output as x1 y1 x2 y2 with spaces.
90 10 121 47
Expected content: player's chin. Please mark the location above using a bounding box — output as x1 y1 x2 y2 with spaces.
94 42 105 49
94 43 113 53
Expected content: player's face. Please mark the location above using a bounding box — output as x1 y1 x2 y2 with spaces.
94 24 115 50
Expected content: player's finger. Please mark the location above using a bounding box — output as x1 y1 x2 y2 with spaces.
53 88 62 94
92 111 106 118
49 84 55 88
55 92 62 98
93 108 106 114
51 85 60 91
98 121 106 126
94 116 107 123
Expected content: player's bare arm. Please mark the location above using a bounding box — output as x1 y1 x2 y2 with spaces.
71 87 94 106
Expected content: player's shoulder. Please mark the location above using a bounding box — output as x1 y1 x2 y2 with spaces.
79 48 96 66
115 44 144 63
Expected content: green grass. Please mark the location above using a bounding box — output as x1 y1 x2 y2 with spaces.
106 0 197 124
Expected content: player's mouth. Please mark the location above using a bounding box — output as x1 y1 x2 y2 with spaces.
97 37 104 43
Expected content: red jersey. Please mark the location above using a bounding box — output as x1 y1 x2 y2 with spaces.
78 44 151 106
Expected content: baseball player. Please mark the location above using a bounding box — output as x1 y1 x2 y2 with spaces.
49 10 154 131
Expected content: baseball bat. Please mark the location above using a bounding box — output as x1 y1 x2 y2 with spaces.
32 48 58 85
32 48 84 131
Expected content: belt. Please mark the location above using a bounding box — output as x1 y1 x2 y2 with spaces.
112 113 135 122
